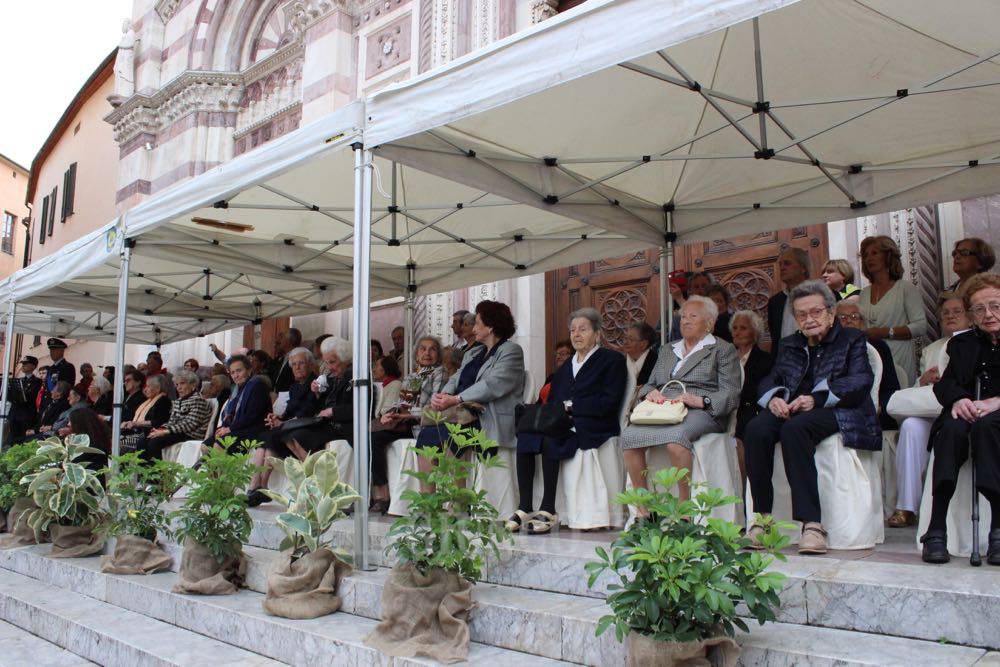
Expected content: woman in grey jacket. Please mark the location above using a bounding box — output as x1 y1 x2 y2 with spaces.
620 296 741 505
417 300 525 476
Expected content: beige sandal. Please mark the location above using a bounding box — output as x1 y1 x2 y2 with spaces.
505 510 532 533
526 511 559 535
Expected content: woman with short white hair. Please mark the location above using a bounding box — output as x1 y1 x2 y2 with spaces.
620 296 741 504
730 309 774 487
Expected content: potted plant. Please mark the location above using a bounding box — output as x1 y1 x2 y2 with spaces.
259 449 359 619
170 437 256 595
16 434 109 558
365 422 513 665
586 467 790 667
0 441 40 536
101 452 185 574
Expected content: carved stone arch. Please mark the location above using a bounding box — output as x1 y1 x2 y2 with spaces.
191 0 276 72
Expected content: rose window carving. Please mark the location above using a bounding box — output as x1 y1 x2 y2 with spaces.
722 270 772 320
600 288 647 348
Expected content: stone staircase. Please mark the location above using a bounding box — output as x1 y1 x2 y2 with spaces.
0 509 997 666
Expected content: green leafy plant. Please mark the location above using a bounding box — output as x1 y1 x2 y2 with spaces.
586 467 792 644
0 441 40 512
104 452 186 541
385 421 513 583
263 450 360 559
170 436 257 563
16 434 109 540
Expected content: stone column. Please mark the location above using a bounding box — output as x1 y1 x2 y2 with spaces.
301 8 356 124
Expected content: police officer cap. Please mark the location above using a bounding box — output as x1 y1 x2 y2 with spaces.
20 355 39 366
47 338 68 349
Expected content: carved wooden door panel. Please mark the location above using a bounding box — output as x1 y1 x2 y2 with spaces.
544 249 661 376
677 225 829 348
242 317 290 357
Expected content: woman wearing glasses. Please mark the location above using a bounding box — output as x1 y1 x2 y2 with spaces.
744 280 879 555
921 273 1000 564
948 238 996 293
857 235 927 385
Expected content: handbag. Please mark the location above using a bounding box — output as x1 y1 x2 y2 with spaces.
515 402 572 438
886 385 942 421
629 380 688 426
276 416 325 433
419 402 484 427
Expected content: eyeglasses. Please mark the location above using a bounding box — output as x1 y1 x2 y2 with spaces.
969 302 1000 319
794 307 830 321
952 249 975 258
837 313 864 323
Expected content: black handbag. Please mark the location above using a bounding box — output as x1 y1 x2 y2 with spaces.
515 402 572 438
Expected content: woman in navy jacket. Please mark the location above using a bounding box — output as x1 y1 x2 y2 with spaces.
211 354 271 447
512 307 627 534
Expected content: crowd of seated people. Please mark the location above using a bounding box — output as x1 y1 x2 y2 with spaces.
4 237 998 568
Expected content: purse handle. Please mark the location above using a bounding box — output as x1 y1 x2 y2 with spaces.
659 380 686 396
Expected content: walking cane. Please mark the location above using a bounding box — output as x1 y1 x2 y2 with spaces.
970 373 984 567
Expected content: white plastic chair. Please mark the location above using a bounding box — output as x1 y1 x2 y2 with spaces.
747 344 885 549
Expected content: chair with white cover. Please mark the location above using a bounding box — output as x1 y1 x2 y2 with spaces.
474 371 533 519
163 398 221 498
878 363 908 517
747 343 885 549
386 435 419 516
916 455 993 557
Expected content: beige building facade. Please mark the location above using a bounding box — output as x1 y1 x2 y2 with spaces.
0 152 29 372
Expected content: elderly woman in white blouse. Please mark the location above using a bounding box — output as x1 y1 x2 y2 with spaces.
620 296 741 504
857 235 927 384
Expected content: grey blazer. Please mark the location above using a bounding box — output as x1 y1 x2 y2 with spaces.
443 340 525 449
638 337 742 427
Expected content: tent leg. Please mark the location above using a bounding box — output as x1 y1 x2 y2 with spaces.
403 262 416 376
665 212 675 343
658 249 667 346
351 143 374 571
111 241 133 459
0 302 16 452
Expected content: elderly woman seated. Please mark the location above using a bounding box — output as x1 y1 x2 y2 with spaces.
731 309 774 488
835 298 901 428
209 354 271 447
120 375 173 451
745 280 879 555
51 387 90 437
247 347 320 505
137 370 213 461
87 376 113 417
887 293 971 528
21 381 71 440
512 308 627 534
620 295 741 505
921 273 1000 564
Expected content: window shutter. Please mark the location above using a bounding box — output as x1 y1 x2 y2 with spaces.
62 163 76 220
49 186 57 236
39 196 49 245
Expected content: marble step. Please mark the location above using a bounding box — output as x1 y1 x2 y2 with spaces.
0 619 97 667
3 544 996 666
0 568 284 667
237 511 1000 650
0 545 570 667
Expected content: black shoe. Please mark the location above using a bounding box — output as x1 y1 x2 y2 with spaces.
246 489 270 508
920 529 950 563
371 498 391 515
987 529 1000 566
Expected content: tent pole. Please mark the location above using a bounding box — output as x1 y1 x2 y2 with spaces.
351 142 374 571
0 302 16 452
658 249 667 345
111 240 133 459
403 261 416 376
666 211 675 343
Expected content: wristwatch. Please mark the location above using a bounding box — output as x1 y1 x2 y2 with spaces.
888 327 895 340
702 396 712 411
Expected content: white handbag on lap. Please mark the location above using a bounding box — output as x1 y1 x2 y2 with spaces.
629 380 688 425
886 385 942 420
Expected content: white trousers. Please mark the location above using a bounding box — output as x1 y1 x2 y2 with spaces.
895 416 933 513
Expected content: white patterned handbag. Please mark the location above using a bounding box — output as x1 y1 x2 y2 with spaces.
629 380 688 425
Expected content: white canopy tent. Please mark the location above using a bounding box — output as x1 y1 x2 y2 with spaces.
4 0 1000 565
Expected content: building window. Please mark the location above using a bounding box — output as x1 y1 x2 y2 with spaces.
49 185 57 235
38 196 48 245
61 163 76 221
2 211 15 254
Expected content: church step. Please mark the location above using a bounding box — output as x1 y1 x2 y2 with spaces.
0 568 284 667
2 543 997 666
0 545 569 667
0 618 97 667
238 511 1000 650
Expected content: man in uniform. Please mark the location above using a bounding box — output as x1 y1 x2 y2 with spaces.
45 338 76 397
9 356 42 440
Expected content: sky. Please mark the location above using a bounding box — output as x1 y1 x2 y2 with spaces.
0 0 134 168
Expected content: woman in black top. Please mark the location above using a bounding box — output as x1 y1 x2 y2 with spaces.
730 310 774 488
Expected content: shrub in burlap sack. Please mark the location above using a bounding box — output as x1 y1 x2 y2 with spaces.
364 563 473 664
263 547 351 619
101 535 173 574
49 523 105 558
626 632 740 667
0 497 45 548
172 537 246 595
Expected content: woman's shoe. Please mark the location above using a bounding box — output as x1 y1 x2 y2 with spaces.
246 489 270 508
526 511 559 535
370 498 391 515
887 510 917 528
505 510 532 533
920 529 950 563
